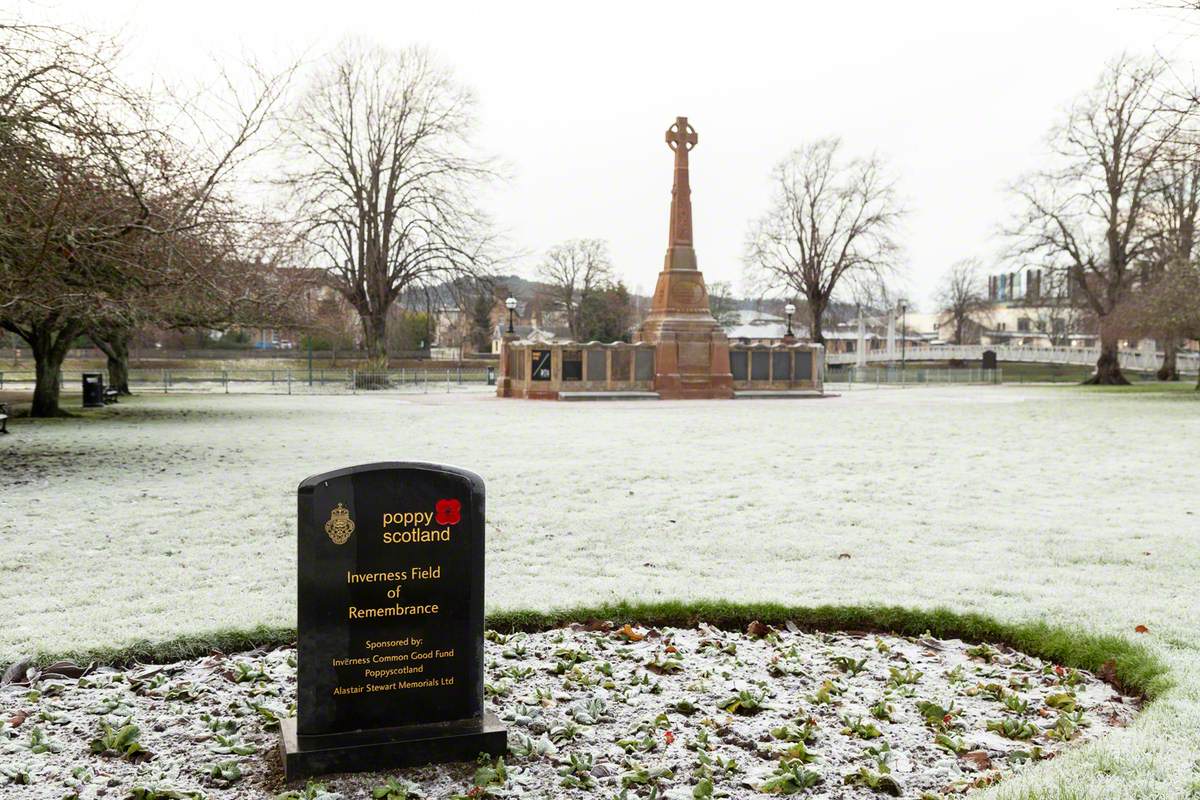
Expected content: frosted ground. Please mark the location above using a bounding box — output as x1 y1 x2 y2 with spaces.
1 385 1198 798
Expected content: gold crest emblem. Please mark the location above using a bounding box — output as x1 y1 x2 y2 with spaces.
324 503 355 545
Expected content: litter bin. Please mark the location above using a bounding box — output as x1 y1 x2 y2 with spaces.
486 366 496 386
82 373 105 408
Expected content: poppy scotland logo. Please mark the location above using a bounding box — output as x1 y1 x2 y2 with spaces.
435 498 461 526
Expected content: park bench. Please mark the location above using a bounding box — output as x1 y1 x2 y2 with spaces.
104 387 119 404
0 402 8 434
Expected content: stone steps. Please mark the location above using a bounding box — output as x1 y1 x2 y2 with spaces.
558 391 661 401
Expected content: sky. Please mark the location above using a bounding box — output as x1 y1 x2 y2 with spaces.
23 0 1200 311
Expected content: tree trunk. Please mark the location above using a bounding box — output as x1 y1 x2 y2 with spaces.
1083 334 1129 385
91 329 133 395
21 319 83 417
361 309 389 369
106 339 131 395
1156 338 1179 381
807 296 827 346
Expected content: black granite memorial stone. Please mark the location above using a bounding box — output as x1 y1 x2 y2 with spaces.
280 462 506 779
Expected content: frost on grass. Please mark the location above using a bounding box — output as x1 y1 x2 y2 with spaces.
0 623 1136 799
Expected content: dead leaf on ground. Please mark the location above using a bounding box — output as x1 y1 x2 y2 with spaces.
960 750 992 771
40 660 91 679
571 619 613 633
1098 658 1119 686
617 624 644 642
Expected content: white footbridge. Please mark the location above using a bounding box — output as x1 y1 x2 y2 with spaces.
825 344 1198 375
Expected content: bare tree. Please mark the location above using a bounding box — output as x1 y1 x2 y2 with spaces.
1114 262 1200 388
282 41 494 367
536 238 614 339
0 16 293 415
1029 273 1087 347
706 281 741 328
1142 140 1200 379
1012 55 1180 384
936 259 992 344
743 138 904 345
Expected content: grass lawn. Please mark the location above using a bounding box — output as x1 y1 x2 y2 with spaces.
1 385 1198 797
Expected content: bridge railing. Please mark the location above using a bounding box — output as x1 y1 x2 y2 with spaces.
826 345 1198 374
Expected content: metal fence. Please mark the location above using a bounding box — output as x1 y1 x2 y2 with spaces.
0 368 494 395
827 367 1003 386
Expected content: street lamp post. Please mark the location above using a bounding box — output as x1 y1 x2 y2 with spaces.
505 296 517 334
899 301 907 382
784 302 796 338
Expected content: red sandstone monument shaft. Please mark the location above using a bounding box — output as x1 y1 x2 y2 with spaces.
665 116 697 251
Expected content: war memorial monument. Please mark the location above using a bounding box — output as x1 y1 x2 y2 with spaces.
497 117 825 401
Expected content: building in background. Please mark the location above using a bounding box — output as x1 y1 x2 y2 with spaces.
981 266 1095 348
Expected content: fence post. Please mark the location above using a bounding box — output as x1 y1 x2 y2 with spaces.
288 370 292 395
163 369 168 394
224 370 229 394
446 368 450 392
352 369 357 395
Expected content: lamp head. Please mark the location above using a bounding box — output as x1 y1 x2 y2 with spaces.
784 303 796 316
505 297 517 310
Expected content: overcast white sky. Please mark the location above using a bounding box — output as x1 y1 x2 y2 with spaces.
26 0 1200 310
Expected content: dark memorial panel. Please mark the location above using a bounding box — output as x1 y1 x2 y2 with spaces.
586 349 607 381
531 350 552 381
280 462 505 778
772 351 792 381
751 351 770 380
611 349 631 381
796 350 813 380
729 351 748 381
507 348 523 380
562 350 583 381
635 349 654 381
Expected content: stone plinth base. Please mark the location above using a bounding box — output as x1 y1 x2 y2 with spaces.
637 263 733 400
279 714 507 780
639 326 733 401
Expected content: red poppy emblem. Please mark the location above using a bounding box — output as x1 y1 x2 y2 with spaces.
435 498 461 526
